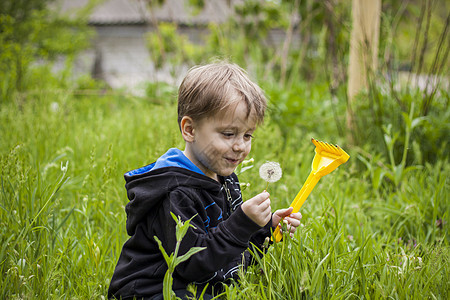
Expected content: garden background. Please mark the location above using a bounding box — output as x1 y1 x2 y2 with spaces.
1 0 448 298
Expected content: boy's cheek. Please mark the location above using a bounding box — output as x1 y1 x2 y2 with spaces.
200 142 222 158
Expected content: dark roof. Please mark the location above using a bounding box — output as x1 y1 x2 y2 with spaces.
59 0 239 25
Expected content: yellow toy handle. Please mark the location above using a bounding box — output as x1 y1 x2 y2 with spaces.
271 138 349 243
272 172 321 242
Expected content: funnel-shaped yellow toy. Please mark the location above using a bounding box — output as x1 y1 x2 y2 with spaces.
273 138 350 243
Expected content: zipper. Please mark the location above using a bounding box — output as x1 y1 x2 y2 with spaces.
223 182 233 216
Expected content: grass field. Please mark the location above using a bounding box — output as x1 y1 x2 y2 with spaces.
1 88 448 299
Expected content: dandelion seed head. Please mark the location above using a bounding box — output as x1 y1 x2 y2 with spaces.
259 161 282 183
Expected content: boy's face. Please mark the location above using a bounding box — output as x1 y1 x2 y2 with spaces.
183 100 256 181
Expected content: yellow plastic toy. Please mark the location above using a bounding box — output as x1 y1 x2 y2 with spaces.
273 138 350 243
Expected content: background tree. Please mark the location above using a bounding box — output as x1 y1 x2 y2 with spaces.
347 0 382 144
0 0 93 101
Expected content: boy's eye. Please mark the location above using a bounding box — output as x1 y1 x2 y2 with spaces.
222 132 234 138
244 134 254 140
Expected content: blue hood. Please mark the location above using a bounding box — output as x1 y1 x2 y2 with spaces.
125 148 204 177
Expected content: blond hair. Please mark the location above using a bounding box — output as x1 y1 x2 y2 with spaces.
177 62 267 128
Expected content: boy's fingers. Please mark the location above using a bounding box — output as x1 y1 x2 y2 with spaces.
276 207 294 218
291 212 302 220
251 191 270 204
259 200 271 218
258 198 271 211
284 216 301 227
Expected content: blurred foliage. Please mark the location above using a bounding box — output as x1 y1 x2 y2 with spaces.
145 22 204 69
143 0 447 144
0 0 93 101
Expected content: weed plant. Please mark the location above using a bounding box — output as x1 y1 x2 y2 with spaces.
1 87 448 299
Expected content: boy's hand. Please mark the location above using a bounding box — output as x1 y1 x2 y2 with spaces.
241 191 272 227
273 207 302 238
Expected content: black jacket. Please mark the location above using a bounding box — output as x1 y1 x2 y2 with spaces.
108 165 272 299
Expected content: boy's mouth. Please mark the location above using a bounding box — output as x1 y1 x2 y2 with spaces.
225 158 240 165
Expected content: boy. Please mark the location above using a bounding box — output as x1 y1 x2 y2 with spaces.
108 62 301 300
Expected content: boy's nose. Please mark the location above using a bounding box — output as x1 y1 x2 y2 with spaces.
232 138 245 152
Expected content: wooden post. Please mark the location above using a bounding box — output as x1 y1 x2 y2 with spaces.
347 0 381 142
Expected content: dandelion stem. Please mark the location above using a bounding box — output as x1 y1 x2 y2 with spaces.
265 181 269 191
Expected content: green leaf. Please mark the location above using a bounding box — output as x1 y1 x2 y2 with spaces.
394 164 404 186
311 253 329 288
402 111 412 130
384 171 395 183
154 235 172 266
238 165 254 174
176 223 189 242
403 165 423 175
372 168 385 190
170 211 179 223
174 246 206 266
411 116 427 130
356 154 371 171
163 271 175 300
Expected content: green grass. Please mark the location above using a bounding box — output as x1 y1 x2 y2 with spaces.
1 89 448 299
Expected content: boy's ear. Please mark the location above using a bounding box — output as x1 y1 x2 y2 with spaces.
180 116 195 143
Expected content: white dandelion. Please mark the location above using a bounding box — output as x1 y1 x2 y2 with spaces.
259 161 282 190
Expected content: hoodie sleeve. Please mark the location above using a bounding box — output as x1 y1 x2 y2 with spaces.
250 219 273 248
162 188 263 283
